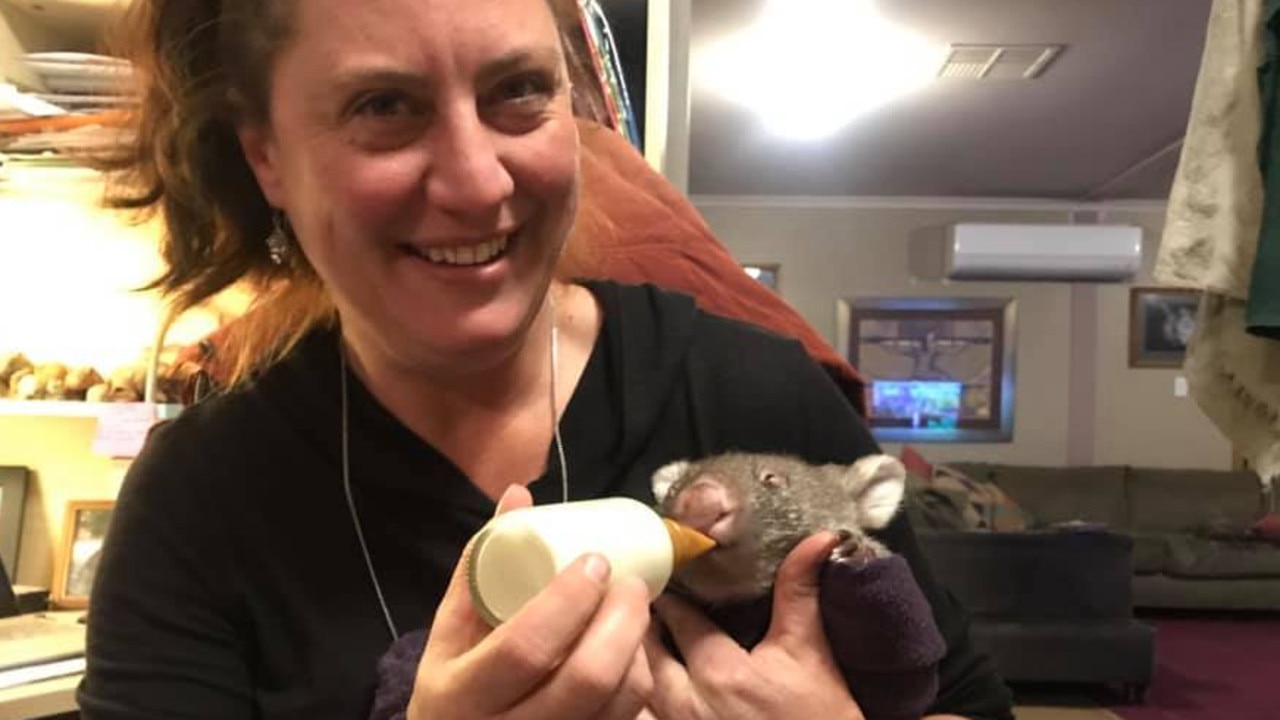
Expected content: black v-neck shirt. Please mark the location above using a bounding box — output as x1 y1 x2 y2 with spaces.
78 281 1013 719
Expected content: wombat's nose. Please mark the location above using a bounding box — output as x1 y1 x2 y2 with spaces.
673 478 735 538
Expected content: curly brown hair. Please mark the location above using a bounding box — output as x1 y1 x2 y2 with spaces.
102 0 609 387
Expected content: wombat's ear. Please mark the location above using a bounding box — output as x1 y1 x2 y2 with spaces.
651 460 690 503
846 455 907 529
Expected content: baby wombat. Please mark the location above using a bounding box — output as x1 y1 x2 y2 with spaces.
652 452 907 604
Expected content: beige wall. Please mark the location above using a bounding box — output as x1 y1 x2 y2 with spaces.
0 418 127 587
693 198 1233 471
1092 208 1232 470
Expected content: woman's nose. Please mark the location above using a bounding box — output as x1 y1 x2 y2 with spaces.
425 109 516 215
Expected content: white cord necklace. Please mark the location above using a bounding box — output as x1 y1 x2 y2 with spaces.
341 300 568 642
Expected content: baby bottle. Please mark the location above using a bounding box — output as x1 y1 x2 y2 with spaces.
466 497 716 626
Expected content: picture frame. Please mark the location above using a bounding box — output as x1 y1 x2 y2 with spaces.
836 297 1017 443
0 467 29 576
1129 287 1199 368
52 499 115 609
741 263 781 291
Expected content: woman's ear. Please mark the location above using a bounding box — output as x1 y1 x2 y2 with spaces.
237 124 287 208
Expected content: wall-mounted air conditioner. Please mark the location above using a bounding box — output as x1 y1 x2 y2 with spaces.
942 223 1143 282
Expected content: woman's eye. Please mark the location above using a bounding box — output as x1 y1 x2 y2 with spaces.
347 91 426 150
492 73 554 104
354 92 412 118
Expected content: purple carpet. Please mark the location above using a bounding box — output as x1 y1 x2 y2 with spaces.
1108 616 1280 720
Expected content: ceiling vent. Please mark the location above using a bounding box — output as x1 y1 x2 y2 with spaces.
938 44 1064 80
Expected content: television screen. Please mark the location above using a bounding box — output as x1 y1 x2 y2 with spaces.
870 380 963 429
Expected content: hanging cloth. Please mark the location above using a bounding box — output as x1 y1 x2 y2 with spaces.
1156 0 1280 492
1155 0 1264 298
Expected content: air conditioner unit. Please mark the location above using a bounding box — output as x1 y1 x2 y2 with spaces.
944 223 1143 282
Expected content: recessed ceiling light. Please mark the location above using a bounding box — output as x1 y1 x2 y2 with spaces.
696 0 946 140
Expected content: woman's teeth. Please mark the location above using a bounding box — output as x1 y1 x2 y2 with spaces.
414 235 511 266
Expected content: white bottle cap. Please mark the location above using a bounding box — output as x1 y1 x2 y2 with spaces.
467 497 677 626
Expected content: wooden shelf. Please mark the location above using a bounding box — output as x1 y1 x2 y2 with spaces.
0 400 182 420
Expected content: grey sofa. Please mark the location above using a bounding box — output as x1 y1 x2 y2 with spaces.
944 463 1280 611
916 527 1154 700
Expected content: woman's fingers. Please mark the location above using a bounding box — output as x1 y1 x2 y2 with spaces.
580 642 654 720
764 531 841 652
494 484 533 514
456 552 614 712
606 648 657 720
642 620 697 719
652 594 745 670
421 485 534 662
513 576 654 718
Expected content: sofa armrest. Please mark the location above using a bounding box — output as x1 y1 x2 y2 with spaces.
917 530 1135 621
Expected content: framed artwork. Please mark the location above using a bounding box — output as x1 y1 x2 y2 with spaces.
741 263 780 291
52 499 115 609
1129 287 1199 368
0 467 29 576
837 297 1017 443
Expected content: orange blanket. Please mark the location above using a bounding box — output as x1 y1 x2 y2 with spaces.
573 120 868 415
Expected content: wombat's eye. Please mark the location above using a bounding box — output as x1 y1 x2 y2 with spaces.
759 471 787 489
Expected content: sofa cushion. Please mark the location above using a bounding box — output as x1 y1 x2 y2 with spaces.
1126 468 1263 534
1130 533 1171 576
1251 512 1280 543
1164 535 1280 578
956 465 1129 530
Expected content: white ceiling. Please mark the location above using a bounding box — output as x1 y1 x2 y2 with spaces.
685 0 1214 200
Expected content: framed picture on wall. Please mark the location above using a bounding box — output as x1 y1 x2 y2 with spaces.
52 499 115 609
836 297 1017 443
0 467 29 576
1129 287 1199 368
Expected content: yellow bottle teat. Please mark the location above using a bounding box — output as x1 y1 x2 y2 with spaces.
662 518 717 568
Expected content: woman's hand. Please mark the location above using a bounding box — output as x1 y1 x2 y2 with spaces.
407 485 655 720
643 532 866 720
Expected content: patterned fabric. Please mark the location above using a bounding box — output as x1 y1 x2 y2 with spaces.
928 465 1032 532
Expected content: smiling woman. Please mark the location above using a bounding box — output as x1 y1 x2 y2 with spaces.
76 0 1014 718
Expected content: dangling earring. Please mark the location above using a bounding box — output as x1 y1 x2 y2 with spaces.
265 209 292 266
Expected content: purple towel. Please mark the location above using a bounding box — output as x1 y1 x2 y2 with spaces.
368 555 943 720
369 627 425 720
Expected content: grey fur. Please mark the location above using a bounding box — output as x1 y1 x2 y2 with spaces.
652 452 907 604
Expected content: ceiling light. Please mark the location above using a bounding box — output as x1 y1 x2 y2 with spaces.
696 0 946 140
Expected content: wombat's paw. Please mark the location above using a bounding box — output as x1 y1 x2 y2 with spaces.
830 530 878 567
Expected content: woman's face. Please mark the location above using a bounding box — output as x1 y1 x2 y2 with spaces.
241 0 578 372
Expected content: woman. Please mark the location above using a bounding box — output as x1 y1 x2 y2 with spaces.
80 0 1014 718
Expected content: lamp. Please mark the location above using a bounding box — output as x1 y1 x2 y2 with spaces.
696 0 945 140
